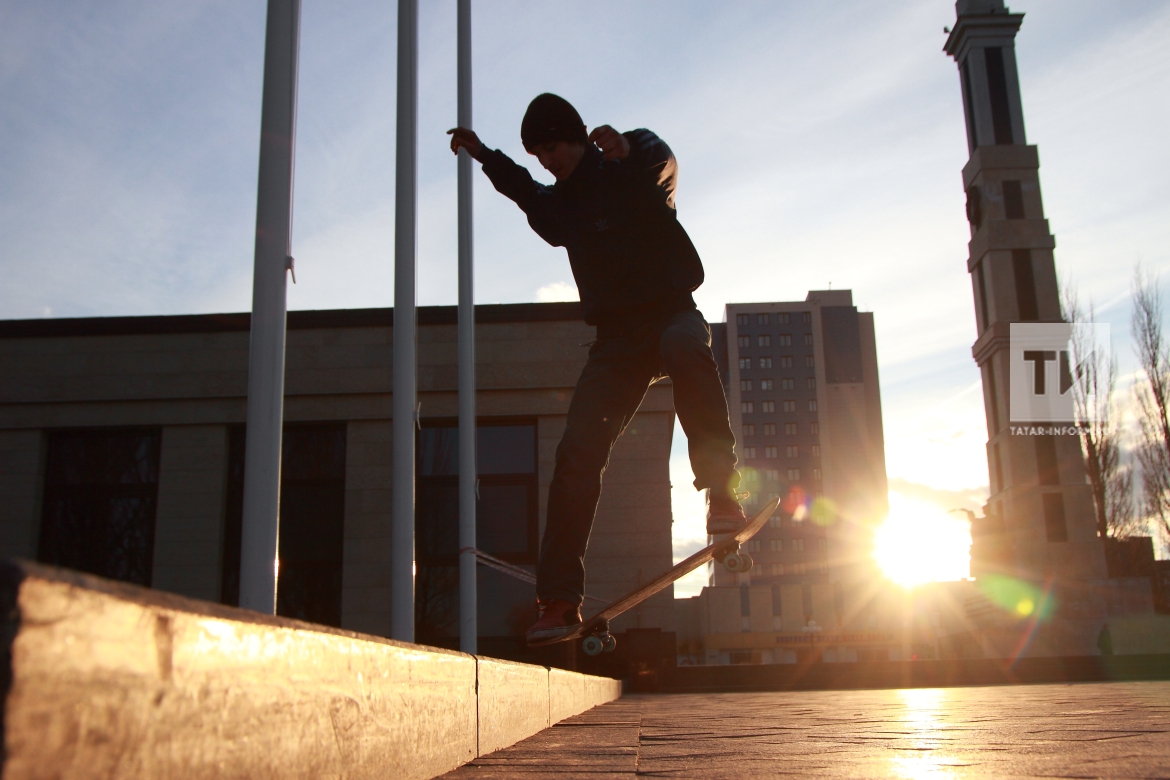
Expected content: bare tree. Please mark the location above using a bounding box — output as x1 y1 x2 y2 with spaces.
1062 286 1135 538
1131 267 1170 544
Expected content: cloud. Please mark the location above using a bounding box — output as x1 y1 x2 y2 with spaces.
535 281 578 303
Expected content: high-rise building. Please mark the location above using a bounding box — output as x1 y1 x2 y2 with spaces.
944 0 1153 655
682 291 894 664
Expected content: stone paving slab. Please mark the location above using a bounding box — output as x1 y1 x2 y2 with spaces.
443 681 1170 778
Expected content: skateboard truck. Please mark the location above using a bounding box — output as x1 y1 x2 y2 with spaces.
581 620 617 657
713 538 754 574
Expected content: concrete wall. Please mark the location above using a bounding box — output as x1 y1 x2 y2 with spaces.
152 425 228 600
0 560 621 779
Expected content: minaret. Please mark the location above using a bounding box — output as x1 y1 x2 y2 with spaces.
944 1 1109 657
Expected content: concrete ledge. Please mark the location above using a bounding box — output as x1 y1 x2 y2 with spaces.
0 560 619 779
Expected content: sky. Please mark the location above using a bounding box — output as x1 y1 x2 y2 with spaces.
3 1 1168 596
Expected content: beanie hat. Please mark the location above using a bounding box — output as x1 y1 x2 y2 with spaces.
521 93 588 151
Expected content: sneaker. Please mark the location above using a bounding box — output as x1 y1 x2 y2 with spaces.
525 598 582 644
706 490 748 535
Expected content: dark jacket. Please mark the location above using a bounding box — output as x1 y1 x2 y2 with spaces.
480 129 704 334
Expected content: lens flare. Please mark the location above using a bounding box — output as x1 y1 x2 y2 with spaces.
873 492 972 587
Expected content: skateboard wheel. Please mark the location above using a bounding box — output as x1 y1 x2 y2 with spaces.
740 554 754 573
602 634 617 653
723 552 748 573
582 635 604 656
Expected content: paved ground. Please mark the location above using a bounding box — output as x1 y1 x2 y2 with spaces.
444 681 1170 778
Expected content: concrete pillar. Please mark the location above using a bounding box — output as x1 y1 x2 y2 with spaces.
342 420 394 637
0 430 44 560
152 425 229 602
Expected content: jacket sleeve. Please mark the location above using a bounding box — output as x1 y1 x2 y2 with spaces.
479 148 567 247
622 129 679 208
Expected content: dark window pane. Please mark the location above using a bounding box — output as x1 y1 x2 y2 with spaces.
39 428 161 586
416 477 459 562
985 47 1015 145
477 482 534 558
478 426 535 474
1012 249 1039 321
1035 436 1060 486
1043 493 1068 542
219 423 346 628
1003 180 1025 219
419 427 459 476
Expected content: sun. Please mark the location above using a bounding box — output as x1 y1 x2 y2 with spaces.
873 492 972 587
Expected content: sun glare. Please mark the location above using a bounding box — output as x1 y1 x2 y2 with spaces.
873 492 972 588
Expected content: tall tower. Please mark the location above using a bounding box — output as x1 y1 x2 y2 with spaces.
945 1 1109 656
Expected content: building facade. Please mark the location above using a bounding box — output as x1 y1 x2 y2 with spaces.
682 290 893 664
944 0 1154 656
0 303 676 660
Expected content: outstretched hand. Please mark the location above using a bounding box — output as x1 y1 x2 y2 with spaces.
447 127 485 161
588 125 629 161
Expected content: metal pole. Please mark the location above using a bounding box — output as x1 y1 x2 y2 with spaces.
456 0 477 656
239 0 300 615
391 0 419 643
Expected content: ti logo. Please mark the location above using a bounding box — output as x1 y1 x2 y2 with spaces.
1009 323 1109 424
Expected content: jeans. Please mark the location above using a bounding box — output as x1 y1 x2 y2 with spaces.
536 308 738 606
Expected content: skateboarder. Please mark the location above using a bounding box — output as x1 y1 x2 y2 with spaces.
448 93 745 644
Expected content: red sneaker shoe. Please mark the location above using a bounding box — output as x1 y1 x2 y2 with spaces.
706 490 748 535
525 598 582 645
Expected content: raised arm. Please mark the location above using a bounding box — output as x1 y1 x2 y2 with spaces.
448 127 566 247
620 128 679 208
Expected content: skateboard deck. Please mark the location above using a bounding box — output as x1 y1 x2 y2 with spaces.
530 496 781 653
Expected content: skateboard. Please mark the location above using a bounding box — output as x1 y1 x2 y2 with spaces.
530 496 781 656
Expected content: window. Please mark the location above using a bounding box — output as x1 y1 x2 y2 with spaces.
786 446 799 458
811 445 820 458
779 378 795 390
740 380 753 392
787 468 801 481
769 517 783 529
778 313 791 325
743 446 757 459
221 423 348 626
764 469 779 481
770 539 783 552
412 421 538 641
747 540 762 552
763 424 777 436
805 355 814 367
1003 180 1025 219
808 400 818 412
818 538 828 552
804 334 813 346
792 538 805 552
760 379 774 391
743 424 755 437
764 446 778 458
784 423 797 435
810 422 820 435
741 401 754 414
777 334 792 346
767 491 780 502
757 313 770 325
803 312 812 324
818 563 829 575
758 335 771 347
1043 493 1068 542
739 358 751 370
761 401 775 413
772 563 785 576
812 468 822 481
782 401 796 413
779 356 793 369
40 427 162 587
758 357 772 369
807 378 816 390
745 492 759 507
738 335 750 348
792 562 806 575
736 313 750 326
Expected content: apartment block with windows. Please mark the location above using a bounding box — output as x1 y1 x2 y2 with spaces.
689 290 891 664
